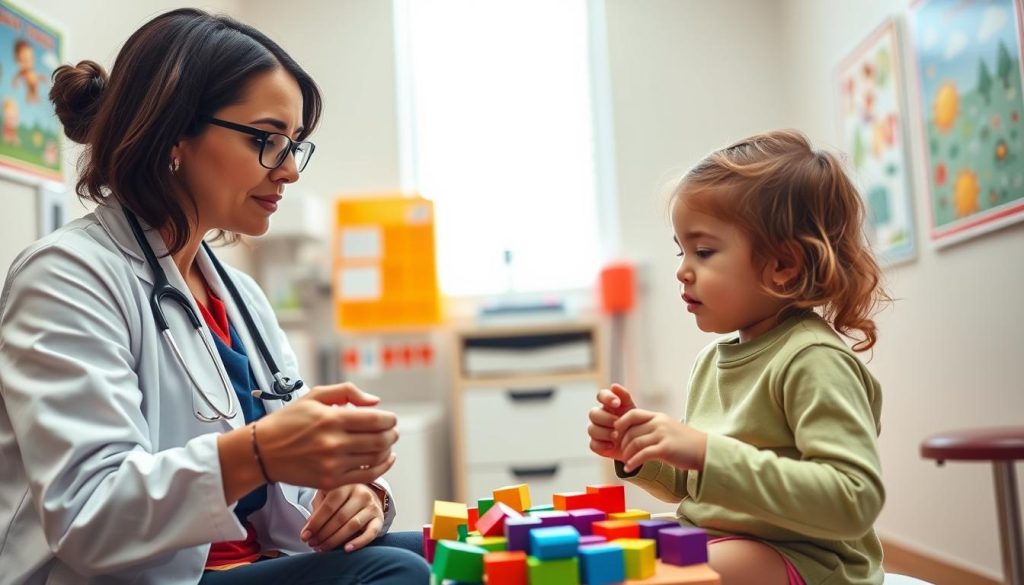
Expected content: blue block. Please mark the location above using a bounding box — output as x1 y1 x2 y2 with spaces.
504 515 543 552
579 543 625 585
530 525 580 560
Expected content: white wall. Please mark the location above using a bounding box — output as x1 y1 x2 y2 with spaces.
779 0 1024 579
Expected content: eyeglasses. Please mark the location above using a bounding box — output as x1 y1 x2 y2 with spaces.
202 116 316 172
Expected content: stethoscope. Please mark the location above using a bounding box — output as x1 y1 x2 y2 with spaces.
124 208 304 422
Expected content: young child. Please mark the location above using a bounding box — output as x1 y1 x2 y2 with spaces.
588 130 889 585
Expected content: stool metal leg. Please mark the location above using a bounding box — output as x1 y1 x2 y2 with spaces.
992 462 1023 585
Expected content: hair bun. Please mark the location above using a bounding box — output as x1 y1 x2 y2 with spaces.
49 60 108 144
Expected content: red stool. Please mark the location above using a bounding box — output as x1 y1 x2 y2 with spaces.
921 427 1024 585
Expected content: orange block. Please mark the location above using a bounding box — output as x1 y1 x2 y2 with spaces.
624 560 720 584
592 520 640 541
484 550 528 585
493 484 532 513
553 491 601 511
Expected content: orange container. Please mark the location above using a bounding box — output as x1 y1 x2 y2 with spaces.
332 195 440 331
599 262 635 314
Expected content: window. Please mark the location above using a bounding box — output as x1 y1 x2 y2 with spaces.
394 0 617 297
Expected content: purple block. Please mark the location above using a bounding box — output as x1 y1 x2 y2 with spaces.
578 534 608 548
659 527 709 566
532 510 571 528
638 519 679 555
568 508 607 536
503 515 543 552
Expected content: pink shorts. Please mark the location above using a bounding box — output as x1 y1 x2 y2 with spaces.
708 536 806 585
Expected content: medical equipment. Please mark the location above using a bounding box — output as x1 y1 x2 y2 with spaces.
124 209 304 422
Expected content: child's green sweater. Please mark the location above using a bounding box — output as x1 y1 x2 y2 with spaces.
618 311 884 585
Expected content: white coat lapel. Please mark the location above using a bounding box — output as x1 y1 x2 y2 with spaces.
98 202 243 429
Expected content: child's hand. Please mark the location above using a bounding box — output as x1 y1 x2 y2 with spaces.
614 409 707 473
587 384 637 459
597 383 637 416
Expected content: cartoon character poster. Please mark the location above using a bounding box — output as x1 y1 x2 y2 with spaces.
0 0 63 182
836 18 917 266
908 0 1024 246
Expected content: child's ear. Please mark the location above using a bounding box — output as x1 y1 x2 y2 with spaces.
769 241 804 288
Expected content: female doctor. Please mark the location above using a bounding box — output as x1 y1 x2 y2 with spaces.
0 9 429 585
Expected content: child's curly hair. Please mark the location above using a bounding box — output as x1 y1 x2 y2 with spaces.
674 129 891 352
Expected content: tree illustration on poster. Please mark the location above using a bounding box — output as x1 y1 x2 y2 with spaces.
835 18 917 266
0 0 63 183
908 0 1024 246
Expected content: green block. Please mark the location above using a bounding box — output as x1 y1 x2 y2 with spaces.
431 540 487 582
527 556 579 585
465 535 507 552
526 504 555 514
456 524 469 542
478 497 495 516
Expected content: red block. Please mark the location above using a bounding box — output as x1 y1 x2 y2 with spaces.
484 550 528 585
476 502 521 537
468 507 479 532
586 484 626 514
592 520 640 541
553 491 601 511
422 523 436 563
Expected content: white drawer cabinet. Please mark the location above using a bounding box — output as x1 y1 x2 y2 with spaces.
450 321 609 502
462 381 596 465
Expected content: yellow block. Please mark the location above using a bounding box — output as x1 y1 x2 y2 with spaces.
609 509 651 521
493 484 532 513
431 500 468 540
617 538 656 580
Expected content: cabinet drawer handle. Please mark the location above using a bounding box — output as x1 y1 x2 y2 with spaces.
510 464 560 479
506 388 555 402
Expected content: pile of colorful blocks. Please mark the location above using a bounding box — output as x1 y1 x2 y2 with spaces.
425 483 713 584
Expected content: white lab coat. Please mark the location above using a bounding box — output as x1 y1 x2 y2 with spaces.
0 202 396 584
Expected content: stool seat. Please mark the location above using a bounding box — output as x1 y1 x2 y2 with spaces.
920 426 1024 462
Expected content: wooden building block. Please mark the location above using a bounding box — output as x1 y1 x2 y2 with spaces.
529 525 581 561
617 538 657 580
592 519 640 541
431 540 487 582
586 484 626 514
431 501 468 540
493 483 532 512
477 501 521 537
484 550 528 585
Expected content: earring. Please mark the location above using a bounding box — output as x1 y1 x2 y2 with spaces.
169 158 181 173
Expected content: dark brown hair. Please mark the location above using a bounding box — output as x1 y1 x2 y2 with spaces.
675 130 891 352
49 8 322 254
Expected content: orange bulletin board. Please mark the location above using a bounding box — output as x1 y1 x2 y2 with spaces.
332 195 441 331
